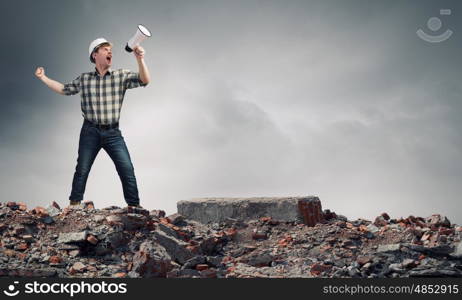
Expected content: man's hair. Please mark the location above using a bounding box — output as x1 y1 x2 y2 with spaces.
91 42 112 63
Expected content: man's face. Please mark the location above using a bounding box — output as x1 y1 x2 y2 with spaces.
93 45 112 67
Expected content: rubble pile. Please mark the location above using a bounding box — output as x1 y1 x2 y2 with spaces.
0 201 461 278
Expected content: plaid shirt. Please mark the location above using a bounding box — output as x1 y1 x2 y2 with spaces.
63 68 147 125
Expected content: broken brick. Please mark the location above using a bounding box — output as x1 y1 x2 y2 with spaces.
426 214 451 228
224 228 237 237
3 249 16 257
7 202 19 210
49 256 62 264
222 256 234 264
18 202 27 211
71 262 86 273
252 231 267 240
16 243 28 251
310 263 332 276
358 225 369 232
83 201 94 209
357 256 372 266
381 212 390 220
32 206 49 218
200 268 217 278
159 218 170 225
323 209 337 221
297 197 324 227
86 265 97 272
166 213 184 225
438 227 454 236
374 216 388 227
13 226 26 236
51 201 61 210
260 217 271 222
68 250 80 257
421 232 431 242
21 235 34 243
16 252 27 260
150 210 166 218
195 264 209 271
86 235 98 245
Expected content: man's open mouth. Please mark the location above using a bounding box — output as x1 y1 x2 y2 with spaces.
106 56 112 63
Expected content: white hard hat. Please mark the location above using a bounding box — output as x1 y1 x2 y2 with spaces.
88 37 112 63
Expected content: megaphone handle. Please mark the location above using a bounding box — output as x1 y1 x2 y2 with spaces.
125 43 133 53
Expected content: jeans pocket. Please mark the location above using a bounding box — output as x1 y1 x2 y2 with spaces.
81 124 92 135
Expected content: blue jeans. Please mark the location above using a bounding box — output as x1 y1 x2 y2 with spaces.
69 119 140 206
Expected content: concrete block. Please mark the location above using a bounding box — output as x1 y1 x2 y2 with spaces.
177 196 323 226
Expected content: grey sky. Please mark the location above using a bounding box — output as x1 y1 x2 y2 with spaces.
1 0 461 224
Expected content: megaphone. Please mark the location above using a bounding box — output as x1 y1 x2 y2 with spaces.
125 24 151 52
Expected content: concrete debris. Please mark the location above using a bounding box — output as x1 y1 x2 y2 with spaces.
57 231 88 244
152 229 193 264
177 196 321 225
0 199 460 278
129 241 173 278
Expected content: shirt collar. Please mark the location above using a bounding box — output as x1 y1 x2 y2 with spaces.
94 67 113 77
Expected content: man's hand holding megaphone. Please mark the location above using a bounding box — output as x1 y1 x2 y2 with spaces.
133 45 145 60
126 24 151 85
132 45 150 85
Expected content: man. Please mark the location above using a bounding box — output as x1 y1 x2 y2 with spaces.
34 37 150 208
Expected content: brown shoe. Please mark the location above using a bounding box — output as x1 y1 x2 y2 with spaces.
127 204 147 215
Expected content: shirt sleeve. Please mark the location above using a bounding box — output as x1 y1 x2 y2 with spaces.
123 69 148 90
62 75 81 95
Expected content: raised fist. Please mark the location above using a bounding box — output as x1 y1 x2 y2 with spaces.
133 46 145 59
35 67 45 79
